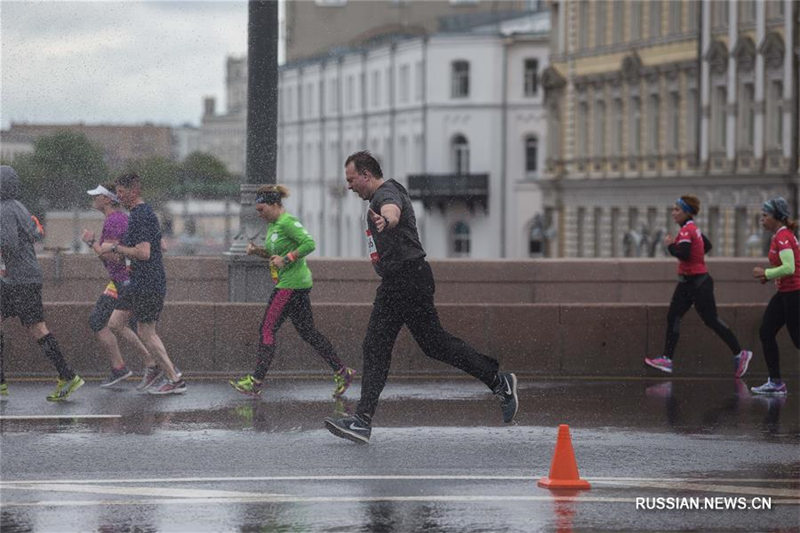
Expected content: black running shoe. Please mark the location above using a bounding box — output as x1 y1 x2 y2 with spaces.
493 372 518 423
100 367 133 388
324 414 371 444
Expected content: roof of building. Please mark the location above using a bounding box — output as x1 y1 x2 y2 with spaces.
280 9 550 71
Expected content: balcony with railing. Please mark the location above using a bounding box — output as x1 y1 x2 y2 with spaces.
407 173 489 212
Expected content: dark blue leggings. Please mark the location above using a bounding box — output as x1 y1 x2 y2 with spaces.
663 274 741 358
759 290 800 380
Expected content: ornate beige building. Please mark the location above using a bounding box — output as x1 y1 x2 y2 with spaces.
542 0 798 257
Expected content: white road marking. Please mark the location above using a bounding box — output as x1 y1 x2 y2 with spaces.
0 414 121 420
1 475 797 484
2 476 797 507
4 483 282 499
3 495 800 509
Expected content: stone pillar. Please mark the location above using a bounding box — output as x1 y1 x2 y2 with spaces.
227 0 279 302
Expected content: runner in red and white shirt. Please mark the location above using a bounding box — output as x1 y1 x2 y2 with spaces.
645 194 751 376
750 197 799 396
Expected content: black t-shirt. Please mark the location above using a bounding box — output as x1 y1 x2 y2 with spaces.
368 179 425 278
123 203 166 294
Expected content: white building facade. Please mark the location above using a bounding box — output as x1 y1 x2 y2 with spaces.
276 13 550 258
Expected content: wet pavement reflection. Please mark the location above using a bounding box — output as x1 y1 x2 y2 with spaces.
1 377 798 532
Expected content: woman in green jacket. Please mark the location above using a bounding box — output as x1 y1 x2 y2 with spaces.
230 185 355 398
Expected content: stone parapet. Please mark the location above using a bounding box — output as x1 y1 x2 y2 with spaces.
35 255 775 304
3 302 795 378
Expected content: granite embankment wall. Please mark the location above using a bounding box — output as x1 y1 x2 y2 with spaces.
4 255 796 378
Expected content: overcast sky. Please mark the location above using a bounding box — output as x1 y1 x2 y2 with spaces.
1 0 260 129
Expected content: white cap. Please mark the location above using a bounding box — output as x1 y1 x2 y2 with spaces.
87 185 118 202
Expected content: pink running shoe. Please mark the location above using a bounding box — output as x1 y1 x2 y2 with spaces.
734 350 753 378
644 356 673 374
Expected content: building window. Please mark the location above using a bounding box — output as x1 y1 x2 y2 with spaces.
547 99 561 161
630 97 641 156
415 61 424 101
576 207 586 257
399 64 410 103
452 222 471 257
613 98 623 155
524 59 539 96
593 208 603 257
330 78 339 113
346 75 355 111
648 94 660 154
452 134 470 174
649 1 661 38
738 0 755 24
668 92 679 152
386 67 392 106
451 60 469 98
739 83 754 148
712 86 727 150
767 0 784 18
668 0 681 34
612 1 623 44
360 72 366 110
631 1 642 40
594 100 606 157
525 135 538 173
595 1 606 47
767 80 784 148
579 1 589 49
577 101 589 156
371 70 381 108
712 1 728 27
686 86 697 152
687 0 699 31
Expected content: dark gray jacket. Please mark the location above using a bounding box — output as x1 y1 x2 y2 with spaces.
0 166 43 284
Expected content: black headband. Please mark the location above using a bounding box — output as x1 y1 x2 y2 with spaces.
255 191 282 205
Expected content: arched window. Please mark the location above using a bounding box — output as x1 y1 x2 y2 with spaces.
452 221 471 257
525 135 538 173
451 60 470 98
451 134 470 174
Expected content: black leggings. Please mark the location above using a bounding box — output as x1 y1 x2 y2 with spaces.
663 274 741 358
357 260 499 419
759 290 800 380
253 288 344 379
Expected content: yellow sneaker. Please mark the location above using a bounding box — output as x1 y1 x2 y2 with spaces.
46 375 85 402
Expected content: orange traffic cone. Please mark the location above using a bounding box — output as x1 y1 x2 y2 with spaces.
538 424 591 490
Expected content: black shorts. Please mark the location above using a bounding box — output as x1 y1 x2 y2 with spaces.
115 289 164 324
0 281 45 327
89 283 138 333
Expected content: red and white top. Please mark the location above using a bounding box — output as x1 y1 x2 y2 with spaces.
675 220 708 276
768 226 800 292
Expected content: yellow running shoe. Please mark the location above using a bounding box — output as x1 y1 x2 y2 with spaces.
333 367 355 398
46 375 85 402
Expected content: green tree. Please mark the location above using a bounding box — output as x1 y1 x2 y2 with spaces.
22 131 109 210
179 152 237 198
181 151 230 183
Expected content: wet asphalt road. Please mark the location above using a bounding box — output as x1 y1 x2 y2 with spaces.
1 376 798 532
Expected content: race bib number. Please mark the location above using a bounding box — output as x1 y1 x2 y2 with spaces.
366 229 379 263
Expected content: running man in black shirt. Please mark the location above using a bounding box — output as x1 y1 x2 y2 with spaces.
98 173 185 394
324 151 518 444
